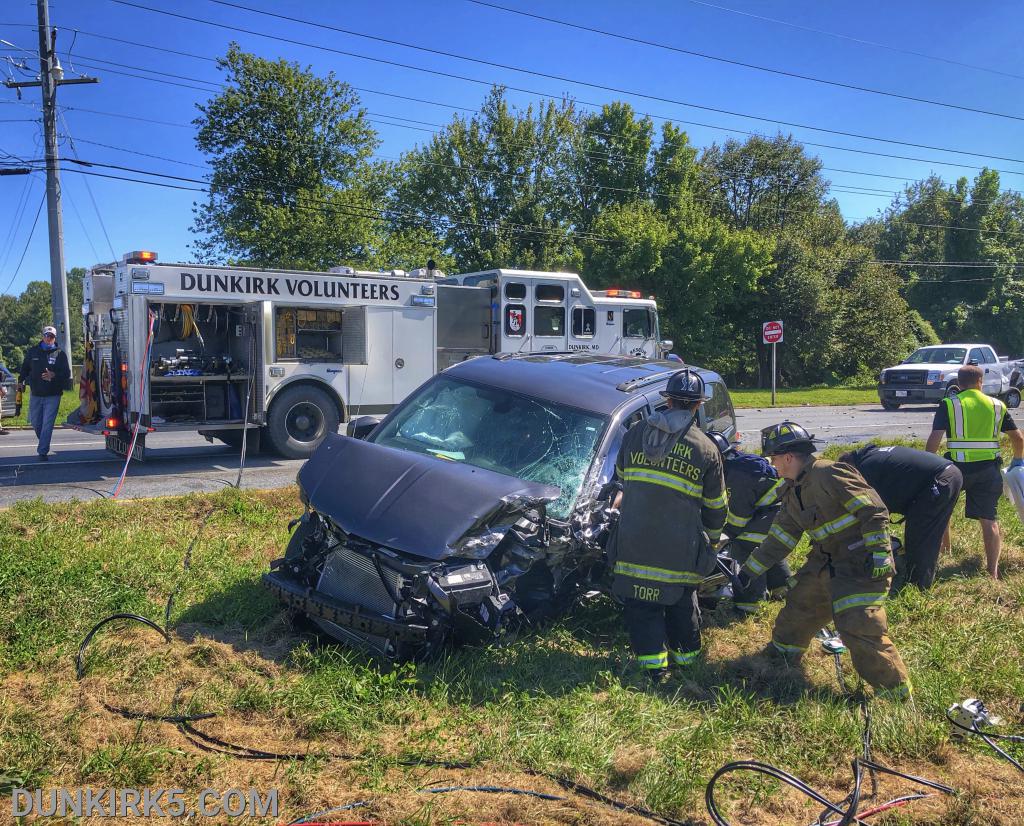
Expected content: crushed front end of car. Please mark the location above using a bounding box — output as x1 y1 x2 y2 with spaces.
263 434 616 659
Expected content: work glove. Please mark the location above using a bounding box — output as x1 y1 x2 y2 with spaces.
871 551 894 580
1010 458 1024 470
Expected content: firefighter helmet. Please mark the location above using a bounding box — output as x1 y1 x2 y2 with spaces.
660 368 705 402
707 431 736 456
761 421 819 455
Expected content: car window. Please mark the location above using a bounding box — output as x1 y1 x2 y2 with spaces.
370 376 608 520
623 308 651 338
534 306 565 337
982 348 997 364
906 348 966 364
572 307 596 338
704 380 735 434
968 348 985 364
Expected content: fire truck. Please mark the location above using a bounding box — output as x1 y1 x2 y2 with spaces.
69 252 667 460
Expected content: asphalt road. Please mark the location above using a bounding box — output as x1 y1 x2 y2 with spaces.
0 403 940 506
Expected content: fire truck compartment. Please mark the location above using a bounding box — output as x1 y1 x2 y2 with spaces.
148 302 258 427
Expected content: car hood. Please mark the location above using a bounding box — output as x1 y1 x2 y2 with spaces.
297 433 561 561
889 364 953 371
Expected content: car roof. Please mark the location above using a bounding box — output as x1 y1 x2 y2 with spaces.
442 353 723 415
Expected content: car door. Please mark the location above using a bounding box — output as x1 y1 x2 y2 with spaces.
970 347 999 395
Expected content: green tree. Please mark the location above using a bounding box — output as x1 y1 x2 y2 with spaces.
192 44 382 270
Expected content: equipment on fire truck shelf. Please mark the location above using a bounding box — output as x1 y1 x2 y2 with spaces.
68 251 668 462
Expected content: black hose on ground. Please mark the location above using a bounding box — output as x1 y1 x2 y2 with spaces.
75 613 170 679
945 709 1024 773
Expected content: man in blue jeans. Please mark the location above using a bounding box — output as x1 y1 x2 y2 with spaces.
19 325 71 461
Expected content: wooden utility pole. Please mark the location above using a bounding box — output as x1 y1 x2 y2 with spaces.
4 0 97 357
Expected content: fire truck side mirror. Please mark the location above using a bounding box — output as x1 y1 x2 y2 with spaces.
346 415 382 440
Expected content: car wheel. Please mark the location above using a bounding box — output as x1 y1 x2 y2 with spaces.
880 400 901 411
266 385 340 459
945 383 961 398
1006 388 1022 409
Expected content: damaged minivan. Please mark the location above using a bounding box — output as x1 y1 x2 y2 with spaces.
264 353 737 658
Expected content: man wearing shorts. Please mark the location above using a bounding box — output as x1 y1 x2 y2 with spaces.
926 364 1024 579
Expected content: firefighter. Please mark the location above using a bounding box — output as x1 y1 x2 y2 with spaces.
838 445 963 591
738 422 912 699
925 364 1024 580
706 431 791 613
612 369 726 683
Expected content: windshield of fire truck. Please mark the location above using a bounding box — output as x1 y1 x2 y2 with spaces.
370 376 607 519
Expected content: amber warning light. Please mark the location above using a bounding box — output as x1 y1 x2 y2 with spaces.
606 289 642 299
124 250 158 264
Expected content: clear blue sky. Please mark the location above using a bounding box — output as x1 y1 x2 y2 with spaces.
2 0 1022 296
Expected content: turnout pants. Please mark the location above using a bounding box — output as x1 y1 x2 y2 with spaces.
897 464 963 591
727 512 793 612
623 588 701 670
771 548 911 696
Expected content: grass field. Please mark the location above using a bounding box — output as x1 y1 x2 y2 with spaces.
730 385 879 409
1 444 1022 824
1 387 79 429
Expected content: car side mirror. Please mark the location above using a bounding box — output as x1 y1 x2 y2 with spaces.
659 339 673 355
969 359 979 366
346 415 381 440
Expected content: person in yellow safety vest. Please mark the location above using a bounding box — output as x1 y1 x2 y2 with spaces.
926 364 1024 579
611 368 726 684
737 421 912 700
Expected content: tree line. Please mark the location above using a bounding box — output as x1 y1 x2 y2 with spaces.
6 46 1023 387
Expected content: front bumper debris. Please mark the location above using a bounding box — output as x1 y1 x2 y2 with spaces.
263 571 431 643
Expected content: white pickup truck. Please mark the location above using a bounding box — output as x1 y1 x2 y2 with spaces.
878 343 1022 410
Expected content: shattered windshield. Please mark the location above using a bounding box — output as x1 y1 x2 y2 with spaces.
905 348 966 364
370 376 608 519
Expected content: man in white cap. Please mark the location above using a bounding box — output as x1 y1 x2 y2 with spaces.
18 325 71 460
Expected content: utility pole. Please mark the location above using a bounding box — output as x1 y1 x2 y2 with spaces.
4 0 97 358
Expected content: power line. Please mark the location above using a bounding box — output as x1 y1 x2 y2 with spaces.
59 110 117 258
1 191 46 295
465 0 1024 123
683 0 1024 83
106 0 1024 170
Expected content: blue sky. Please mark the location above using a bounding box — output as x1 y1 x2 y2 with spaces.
2 0 1022 295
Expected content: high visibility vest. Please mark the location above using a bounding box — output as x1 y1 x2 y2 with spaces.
943 389 1005 463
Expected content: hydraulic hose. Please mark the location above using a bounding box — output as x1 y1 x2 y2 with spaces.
945 708 1024 773
75 612 170 679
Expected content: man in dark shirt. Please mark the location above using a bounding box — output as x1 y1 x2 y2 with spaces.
925 364 1023 579
838 445 962 590
18 325 71 461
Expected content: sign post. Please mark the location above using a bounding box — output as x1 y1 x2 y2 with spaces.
762 320 784 406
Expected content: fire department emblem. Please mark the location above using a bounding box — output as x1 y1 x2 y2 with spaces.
507 307 523 333
99 357 113 408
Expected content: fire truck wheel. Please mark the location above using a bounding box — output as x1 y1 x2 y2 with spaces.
266 385 340 459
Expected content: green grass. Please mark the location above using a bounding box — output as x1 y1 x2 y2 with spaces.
2 387 79 429
0 466 1022 824
730 385 878 408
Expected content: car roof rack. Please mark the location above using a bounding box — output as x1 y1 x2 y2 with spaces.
616 369 684 393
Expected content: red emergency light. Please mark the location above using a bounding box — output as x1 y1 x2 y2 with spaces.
124 250 158 264
106 416 120 429
606 289 642 299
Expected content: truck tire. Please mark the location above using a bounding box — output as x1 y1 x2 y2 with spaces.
880 400 901 411
1006 388 1022 409
266 385 340 459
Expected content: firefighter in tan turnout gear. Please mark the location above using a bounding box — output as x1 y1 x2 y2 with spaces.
612 369 727 684
739 422 912 699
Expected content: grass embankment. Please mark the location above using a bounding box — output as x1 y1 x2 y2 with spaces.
730 385 878 408
1 448 1022 824
2 387 79 429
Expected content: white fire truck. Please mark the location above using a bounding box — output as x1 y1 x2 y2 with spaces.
69 252 667 459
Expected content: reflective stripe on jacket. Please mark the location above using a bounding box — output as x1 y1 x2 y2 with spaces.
743 458 890 578
612 421 726 605
943 389 1005 463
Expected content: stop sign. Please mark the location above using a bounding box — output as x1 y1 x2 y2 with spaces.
762 320 784 344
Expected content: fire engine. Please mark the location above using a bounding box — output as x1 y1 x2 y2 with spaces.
69 252 667 460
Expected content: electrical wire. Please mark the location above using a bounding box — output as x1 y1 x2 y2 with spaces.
464 0 1024 122
1 191 45 295
109 309 156 498
107 0 1024 169
682 0 1024 83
